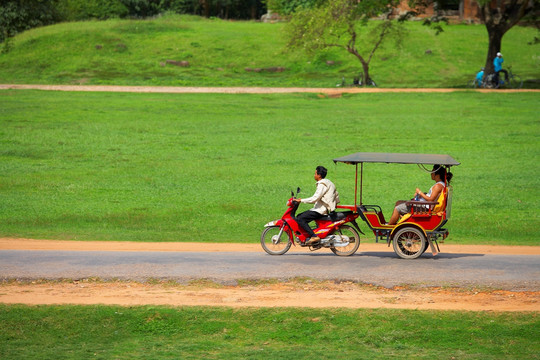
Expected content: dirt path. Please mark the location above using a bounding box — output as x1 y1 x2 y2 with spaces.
2 279 538 312
1 237 540 254
2 84 539 94
1 238 539 311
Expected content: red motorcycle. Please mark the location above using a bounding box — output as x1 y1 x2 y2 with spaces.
261 188 362 256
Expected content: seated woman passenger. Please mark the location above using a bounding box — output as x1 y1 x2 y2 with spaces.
387 165 453 225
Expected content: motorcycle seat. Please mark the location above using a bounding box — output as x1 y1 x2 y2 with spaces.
320 211 352 222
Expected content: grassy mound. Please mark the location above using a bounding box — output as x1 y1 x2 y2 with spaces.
0 14 538 88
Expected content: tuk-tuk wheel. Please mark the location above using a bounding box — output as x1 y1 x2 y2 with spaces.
392 227 426 259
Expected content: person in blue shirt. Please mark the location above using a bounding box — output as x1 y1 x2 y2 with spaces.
476 68 484 86
493 52 509 84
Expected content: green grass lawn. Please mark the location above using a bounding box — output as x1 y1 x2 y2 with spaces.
0 14 538 88
1 90 538 245
0 304 538 359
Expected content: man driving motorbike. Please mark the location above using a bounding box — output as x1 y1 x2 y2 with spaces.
294 166 340 245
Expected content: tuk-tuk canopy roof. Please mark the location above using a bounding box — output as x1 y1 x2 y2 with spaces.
333 152 460 166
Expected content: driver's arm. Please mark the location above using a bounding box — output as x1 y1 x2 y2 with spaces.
299 183 326 204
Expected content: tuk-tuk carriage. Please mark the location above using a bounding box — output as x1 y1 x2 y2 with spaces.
333 152 460 259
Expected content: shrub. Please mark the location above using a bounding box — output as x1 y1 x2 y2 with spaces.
265 0 322 15
56 0 129 21
166 0 266 19
0 0 61 46
58 0 266 20
119 0 161 18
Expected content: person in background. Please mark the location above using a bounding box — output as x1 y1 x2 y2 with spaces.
476 67 484 86
493 52 508 84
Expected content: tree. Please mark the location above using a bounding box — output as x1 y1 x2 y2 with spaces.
285 0 406 85
0 0 61 53
476 0 538 75
415 0 538 74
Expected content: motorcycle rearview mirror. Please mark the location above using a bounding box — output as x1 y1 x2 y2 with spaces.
297 187 301 195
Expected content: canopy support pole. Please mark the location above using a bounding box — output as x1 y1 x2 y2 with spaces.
360 162 364 206
354 164 358 209
354 163 364 209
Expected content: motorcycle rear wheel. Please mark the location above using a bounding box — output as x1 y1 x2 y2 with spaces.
261 225 292 255
330 225 360 256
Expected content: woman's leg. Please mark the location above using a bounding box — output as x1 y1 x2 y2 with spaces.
388 208 400 225
388 201 407 225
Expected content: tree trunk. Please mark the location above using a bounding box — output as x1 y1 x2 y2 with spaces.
480 1 509 75
347 46 371 86
200 0 210 18
362 61 371 85
484 23 504 74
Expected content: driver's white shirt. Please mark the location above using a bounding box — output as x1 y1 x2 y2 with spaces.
301 178 340 215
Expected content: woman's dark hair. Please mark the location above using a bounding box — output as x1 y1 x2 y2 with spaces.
433 165 453 184
316 166 327 179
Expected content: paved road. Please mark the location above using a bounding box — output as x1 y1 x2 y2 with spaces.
1 249 539 291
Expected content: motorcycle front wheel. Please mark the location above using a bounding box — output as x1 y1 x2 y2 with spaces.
261 225 292 255
330 225 360 256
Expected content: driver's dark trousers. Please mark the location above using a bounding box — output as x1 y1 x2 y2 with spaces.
296 210 324 238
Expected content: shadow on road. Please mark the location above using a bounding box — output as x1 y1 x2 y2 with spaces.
274 251 485 259
358 251 485 259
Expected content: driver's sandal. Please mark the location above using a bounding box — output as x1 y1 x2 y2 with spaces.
306 236 320 245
